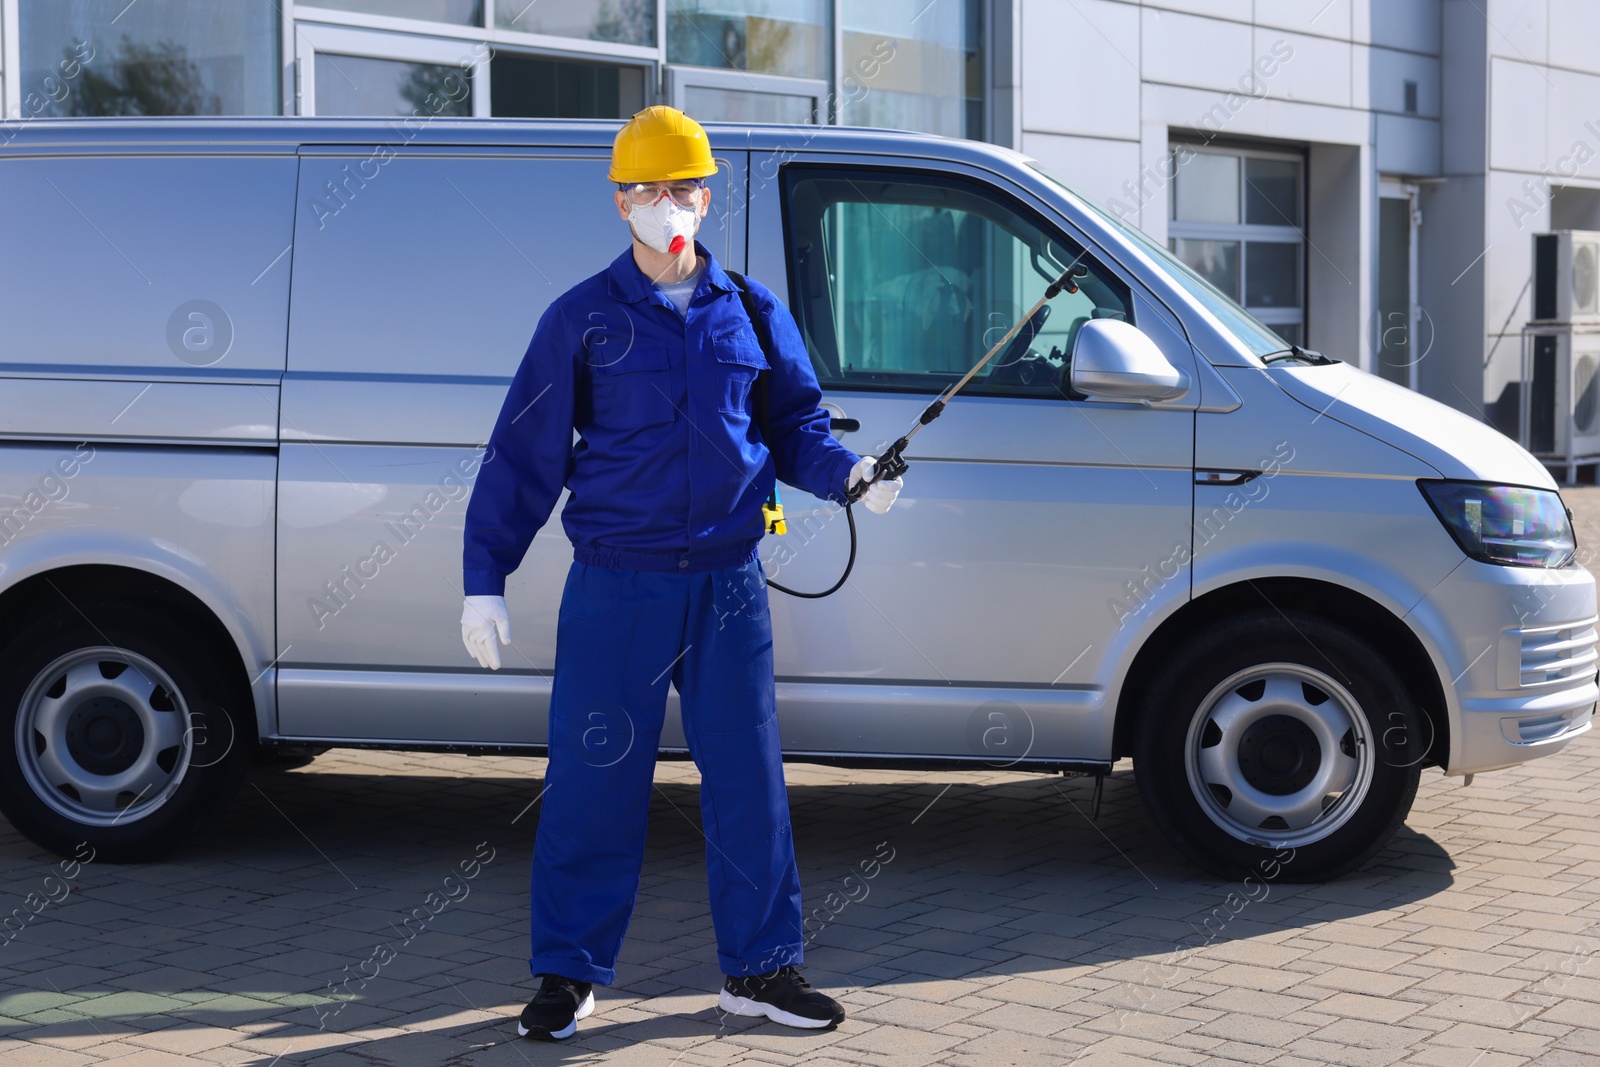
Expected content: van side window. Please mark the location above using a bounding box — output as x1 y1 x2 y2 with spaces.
782 166 1131 398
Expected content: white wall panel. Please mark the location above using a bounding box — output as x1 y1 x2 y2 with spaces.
1144 82 1369 145
1549 0 1600 74
1376 113 1443 176
1416 175 1488 414
1255 28 1352 107
1489 56 1549 172
1351 33 1372 110
1486 0 1548 64
1021 0 1139 139
1141 7 1253 93
1370 47 1442 118
1441 0 1489 174
1371 0 1442 54
1484 168 1546 403
1543 66 1600 180
1138 119 1173 241
1253 0 1353 39
1143 0 1251 23
1022 130 1142 218
1307 141 1369 368
1349 0 1373 44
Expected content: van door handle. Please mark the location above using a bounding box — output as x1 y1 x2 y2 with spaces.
830 417 861 433
1194 469 1260 485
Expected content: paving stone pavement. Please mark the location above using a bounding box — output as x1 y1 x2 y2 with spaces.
2 490 1600 1066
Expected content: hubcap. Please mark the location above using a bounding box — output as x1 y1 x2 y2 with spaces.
1183 663 1374 849
1236 714 1321 795
66 696 146 775
15 647 193 826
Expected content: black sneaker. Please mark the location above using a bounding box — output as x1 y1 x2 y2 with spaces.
719 966 845 1029
517 973 595 1040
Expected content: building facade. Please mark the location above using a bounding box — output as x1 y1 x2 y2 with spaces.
1018 0 1600 441
0 2 991 140
2 0 1596 438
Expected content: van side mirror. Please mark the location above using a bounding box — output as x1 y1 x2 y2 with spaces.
1069 319 1189 401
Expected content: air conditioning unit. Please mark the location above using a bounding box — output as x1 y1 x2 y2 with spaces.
1532 230 1600 324
1526 327 1600 458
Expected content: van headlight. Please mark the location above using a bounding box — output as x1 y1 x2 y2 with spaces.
1417 481 1576 568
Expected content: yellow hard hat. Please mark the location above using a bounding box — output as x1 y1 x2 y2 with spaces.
609 106 717 184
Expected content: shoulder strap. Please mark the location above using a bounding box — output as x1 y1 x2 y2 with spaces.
724 269 772 442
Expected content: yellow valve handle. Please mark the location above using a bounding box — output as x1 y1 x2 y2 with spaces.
762 498 786 535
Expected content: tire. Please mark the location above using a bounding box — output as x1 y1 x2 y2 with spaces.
1132 610 1426 882
0 600 253 862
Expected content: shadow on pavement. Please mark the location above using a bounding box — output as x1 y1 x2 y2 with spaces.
0 762 1455 1064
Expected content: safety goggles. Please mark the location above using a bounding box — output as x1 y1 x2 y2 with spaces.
620 179 705 208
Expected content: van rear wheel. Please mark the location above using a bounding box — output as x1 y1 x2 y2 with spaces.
1132 610 1424 882
0 601 251 861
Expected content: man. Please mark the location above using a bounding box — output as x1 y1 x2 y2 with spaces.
458 106 902 1042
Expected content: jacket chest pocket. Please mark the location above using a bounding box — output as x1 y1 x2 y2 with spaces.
712 328 769 416
588 348 677 429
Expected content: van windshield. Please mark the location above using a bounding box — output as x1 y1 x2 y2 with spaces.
1027 162 1288 361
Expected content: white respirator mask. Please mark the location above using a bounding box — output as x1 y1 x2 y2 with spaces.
628 194 701 256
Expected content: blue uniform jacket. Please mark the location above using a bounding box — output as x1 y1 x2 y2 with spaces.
462 242 861 596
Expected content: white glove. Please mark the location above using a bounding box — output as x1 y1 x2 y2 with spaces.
847 456 903 516
461 595 511 670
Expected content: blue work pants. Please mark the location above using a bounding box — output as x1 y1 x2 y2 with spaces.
528 558 804 984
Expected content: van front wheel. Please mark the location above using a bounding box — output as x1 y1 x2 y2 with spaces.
1132 610 1424 882
0 602 252 861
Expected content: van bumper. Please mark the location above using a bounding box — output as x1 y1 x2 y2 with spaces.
1409 559 1598 775
1454 682 1595 773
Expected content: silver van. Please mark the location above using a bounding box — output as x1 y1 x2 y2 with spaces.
0 118 1592 881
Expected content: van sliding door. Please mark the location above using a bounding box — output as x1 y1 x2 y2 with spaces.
276 145 747 745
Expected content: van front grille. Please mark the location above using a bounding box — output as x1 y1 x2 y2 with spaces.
1518 618 1599 687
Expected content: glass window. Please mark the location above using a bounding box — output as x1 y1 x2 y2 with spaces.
1244 157 1300 226
667 0 828 80
1173 152 1238 224
491 53 645 118
316 0 483 26
783 167 1131 398
498 0 656 47
1376 197 1413 386
1029 161 1292 359
1168 145 1305 349
836 0 983 140
685 85 814 123
1172 239 1240 301
18 0 280 116
1245 241 1300 308
316 53 472 116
